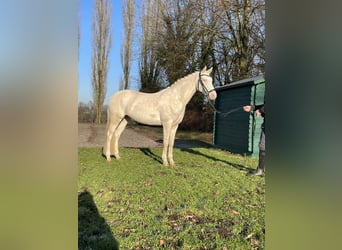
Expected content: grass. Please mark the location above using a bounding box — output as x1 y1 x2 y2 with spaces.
132 124 214 145
78 147 265 250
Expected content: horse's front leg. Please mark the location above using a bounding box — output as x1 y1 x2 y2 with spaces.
168 124 179 166
162 123 171 166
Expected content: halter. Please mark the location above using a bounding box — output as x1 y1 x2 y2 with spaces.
198 72 244 116
197 72 216 97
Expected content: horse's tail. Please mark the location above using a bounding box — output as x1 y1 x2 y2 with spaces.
106 105 110 130
103 105 110 156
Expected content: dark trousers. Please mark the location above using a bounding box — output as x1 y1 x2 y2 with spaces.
258 128 265 170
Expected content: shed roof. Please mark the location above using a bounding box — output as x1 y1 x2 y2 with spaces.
215 75 264 92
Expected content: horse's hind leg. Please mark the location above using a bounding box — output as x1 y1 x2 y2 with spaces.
112 118 127 160
105 121 117 162
104 113 124 161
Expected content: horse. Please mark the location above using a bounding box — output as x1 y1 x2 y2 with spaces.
103 66 217 166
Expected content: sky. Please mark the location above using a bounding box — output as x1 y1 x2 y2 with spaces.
78 0 128 104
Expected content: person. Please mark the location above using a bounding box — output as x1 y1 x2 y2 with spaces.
243 104 265 176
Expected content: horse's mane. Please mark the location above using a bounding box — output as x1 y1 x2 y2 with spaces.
168 71 198 89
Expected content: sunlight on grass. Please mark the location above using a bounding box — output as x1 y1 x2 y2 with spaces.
79 147 265 249
132 124 214 145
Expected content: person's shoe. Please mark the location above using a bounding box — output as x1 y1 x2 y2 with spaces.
247 168 264 177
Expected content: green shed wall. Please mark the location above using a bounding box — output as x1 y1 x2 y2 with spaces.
213 77 265 157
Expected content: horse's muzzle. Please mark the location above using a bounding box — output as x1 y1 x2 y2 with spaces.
208 90 217 100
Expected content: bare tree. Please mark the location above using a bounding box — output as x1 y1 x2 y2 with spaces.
139 0 163 92
138 0 265 85
211 0 265 83
91 0 112 124
156 0 201 84
179 0 265 85
121 0 135 90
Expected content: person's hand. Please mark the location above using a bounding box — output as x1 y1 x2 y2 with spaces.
256 109 262 116
243 105 252 112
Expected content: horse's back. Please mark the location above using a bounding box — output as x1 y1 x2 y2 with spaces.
109 89 165 108
108 89 165 125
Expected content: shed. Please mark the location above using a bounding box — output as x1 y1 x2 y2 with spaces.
213 76 265 156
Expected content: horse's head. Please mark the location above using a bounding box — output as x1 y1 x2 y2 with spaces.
198 66 217 100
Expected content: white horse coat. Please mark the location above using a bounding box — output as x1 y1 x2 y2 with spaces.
104 66 217 166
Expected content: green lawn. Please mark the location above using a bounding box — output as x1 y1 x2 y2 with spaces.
78 147 265 250
132 124 214 145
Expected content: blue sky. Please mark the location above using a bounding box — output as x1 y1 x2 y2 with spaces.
78 0 128 104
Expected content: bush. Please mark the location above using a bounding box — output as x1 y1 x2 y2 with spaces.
179 107 214 132
78 102 107 123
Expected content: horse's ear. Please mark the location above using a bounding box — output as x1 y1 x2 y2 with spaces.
206 67 213 74
201 66 207 72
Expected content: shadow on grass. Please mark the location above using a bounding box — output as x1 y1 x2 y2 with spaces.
78 189 119 250
140 148 163 164
155 139 213 149
180 148 255 172
139 145 254 173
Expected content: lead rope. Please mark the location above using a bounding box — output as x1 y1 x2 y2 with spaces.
208 100 243 117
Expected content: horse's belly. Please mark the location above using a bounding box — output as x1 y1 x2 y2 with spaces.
128 111 162 126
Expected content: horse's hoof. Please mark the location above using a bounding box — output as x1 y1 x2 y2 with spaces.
163 162 169 167
106 159 111 162
115 156 121 160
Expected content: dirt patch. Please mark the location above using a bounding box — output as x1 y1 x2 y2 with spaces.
78 123 163 148
78 123 213 149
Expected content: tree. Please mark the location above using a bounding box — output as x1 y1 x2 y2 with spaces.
121 0 135 90
156 0 201 84
139 0 163 92
138 0 265 87
208 0 265 83
91 0 112 124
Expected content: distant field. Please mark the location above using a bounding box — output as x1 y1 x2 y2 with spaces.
78 147 265 249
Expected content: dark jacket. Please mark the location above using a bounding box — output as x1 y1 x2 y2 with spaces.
254 104 265 131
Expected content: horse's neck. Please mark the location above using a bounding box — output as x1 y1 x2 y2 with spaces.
170 72 198 104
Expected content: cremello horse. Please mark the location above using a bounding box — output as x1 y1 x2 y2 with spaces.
103 66 217 166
